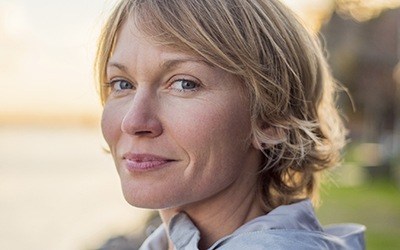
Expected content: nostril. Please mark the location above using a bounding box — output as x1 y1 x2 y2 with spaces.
135 130 153 136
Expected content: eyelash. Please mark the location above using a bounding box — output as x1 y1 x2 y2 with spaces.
170 78 200 92
105 79 133 93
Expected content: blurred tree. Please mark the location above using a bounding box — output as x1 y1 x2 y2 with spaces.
321 2 400 178
335 0 400 21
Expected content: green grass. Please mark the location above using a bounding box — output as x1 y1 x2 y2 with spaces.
316 179 400 249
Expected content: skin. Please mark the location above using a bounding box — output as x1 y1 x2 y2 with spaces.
102 19 265 249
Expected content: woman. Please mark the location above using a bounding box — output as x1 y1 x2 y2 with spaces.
95 0 365 249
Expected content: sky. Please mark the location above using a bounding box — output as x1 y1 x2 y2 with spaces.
0 0 397 125
0 0 114 124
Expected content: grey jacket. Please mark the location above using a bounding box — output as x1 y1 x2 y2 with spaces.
139 199 365 249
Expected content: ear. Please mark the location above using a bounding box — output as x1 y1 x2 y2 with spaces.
251 124 284 150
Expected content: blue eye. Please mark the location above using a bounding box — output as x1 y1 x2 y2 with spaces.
170 79 199 91
110 79 133 91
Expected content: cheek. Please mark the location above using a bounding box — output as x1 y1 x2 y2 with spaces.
169 102 256 198
170 98 253 165
197 102 250 142
101 104 123 148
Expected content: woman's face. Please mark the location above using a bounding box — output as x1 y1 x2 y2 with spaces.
102 19 262 209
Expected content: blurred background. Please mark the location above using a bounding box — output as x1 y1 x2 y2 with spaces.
0 0 399 249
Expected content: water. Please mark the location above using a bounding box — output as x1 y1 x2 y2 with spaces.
0 125 150 250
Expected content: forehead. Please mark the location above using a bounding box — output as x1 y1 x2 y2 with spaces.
108 18 214 73
112 18 181 54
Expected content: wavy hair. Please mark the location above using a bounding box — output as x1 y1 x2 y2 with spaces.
95 0 346 212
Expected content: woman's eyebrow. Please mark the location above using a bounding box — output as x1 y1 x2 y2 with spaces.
160 58 212 71
106 58 213 74
107 62 129 73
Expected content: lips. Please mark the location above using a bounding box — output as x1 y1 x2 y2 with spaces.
122 153 175 171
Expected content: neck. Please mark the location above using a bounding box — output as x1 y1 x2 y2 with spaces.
159 176 264 250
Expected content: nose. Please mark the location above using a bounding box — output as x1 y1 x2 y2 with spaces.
120 89 163 138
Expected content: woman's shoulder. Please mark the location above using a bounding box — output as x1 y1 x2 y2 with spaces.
211 227 365 250
212 229 334 250
209 199 365 250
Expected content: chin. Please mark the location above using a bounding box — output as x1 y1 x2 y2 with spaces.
123 197 185 210
121 184 183 210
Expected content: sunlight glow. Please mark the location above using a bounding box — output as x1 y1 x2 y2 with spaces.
336 0 400 21
0 0 399 125
0 2 28 39
281 0 335 31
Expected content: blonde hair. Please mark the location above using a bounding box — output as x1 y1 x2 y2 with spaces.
95 0 346 212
